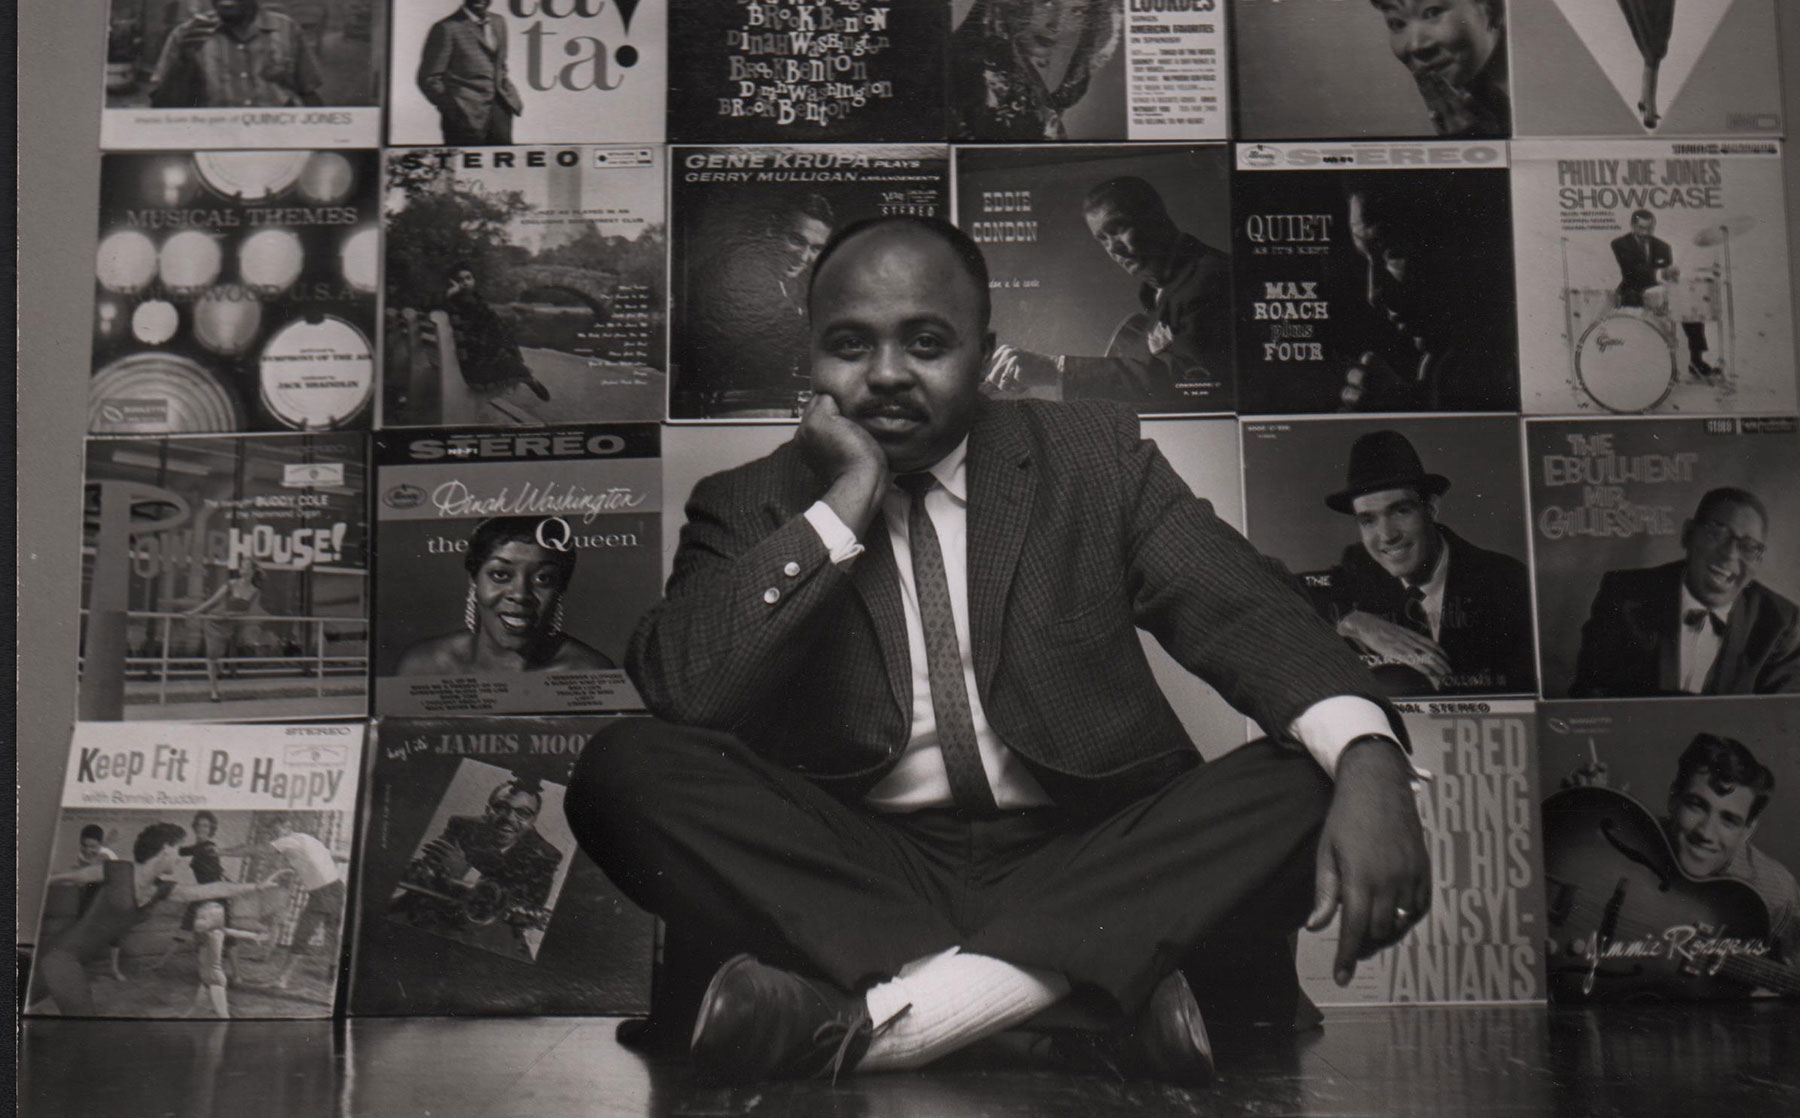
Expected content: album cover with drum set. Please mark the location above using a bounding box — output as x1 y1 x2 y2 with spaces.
1240 415 1537 697
348 716 654 1016
949 0 1229 142
669 0 947 143
25 721 365 1019
79 433 370 723
953 144 1234 415
1232 141 1518 416
380 145 667 428
386 0 665 146
1509 0 1784 139
667 144 950 421
1231 0 1511 141
100 0 386 150
1512 139 1795 417
1525 415 1800 700
1538 696 1800 1002
371 424 659 717
1298 700 1546 1006
90 149 380 435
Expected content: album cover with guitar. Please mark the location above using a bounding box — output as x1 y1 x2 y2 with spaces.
953 143 1234 415
1538 697 1800 1002
348 717 654 1015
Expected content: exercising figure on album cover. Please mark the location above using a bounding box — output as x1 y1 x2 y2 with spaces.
215 815 346 991
986 177 1230 412
570 216 1429 1086
1611 209 1717 380
34 823 292 1016
1369 0 1509 137
1571 488 1800 697
148 0 325 110
950 0 1122 141
185 556 267 705
396 516 616 677
1338 177 1515 412
442 263 552 403
1309 431 1535 696
71 826 126 984
418 0 524 145
1549 734 1800 998
391 774 563 955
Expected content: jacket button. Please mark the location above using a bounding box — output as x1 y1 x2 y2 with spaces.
783 561 801 577
762 587 781 605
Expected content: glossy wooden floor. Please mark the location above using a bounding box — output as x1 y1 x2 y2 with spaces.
19 1003 1800 1117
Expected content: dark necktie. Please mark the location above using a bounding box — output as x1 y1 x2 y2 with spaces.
1684 608 1725 637
896 472 997 815
1403 585 1432 637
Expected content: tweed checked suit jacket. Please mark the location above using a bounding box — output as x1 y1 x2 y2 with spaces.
629 400 1393 812
418 10 524 132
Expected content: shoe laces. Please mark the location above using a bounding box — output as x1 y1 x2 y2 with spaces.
813 1001 911 1085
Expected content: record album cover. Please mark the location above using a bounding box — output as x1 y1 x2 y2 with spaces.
1512 139 1795 417
1233 141 1517 415
669 0 948 143
1299 700 1546 1005
372 424 659 716
387 0 665 145
1232 0 1510 140
1241 415 1536 697
949 0 1228 141
668 144 949 420
956 144 1234 415
91 150 379 435
101 0 386 149
1538 697 1800 1001
25 722 364 1019
79 433 370 722
1526 416 1800 699
381 145 667 427
349 717 654 1015
1509 0 1783 139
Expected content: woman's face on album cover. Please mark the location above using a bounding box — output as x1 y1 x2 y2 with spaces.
1373 0 1501 89
470 540 570 651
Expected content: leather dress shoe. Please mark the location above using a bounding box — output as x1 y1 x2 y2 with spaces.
1055 970 1215 1086
689 955 881 1084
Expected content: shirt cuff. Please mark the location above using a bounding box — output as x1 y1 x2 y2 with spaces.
802 501 866 565
1288 695 1430 782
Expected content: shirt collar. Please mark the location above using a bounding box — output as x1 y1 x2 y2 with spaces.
900 436 969 504
1405 531 1449 596
1678 583 1731 627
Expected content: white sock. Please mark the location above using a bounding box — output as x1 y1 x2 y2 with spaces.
857 948 1070 1072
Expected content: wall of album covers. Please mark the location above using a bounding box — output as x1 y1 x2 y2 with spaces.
15 1 1800 1016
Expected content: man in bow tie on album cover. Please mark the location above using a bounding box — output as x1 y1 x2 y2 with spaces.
1571 487 1800 697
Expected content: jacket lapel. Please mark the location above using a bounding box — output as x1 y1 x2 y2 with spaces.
769 448 912 721
1708 594 1755 693
1654 569 1682 692
849 528 913 718
966 404 1035 695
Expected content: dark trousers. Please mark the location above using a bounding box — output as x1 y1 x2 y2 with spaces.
440 104 514 146
566 720 1331 1020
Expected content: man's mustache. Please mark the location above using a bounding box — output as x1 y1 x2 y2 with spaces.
852 398 928 423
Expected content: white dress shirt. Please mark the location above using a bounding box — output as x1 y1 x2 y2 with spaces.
1409 539 1450 642
803 438 1397 810
1677 583 1729 694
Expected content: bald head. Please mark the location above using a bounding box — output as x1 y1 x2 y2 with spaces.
808 222 994 473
